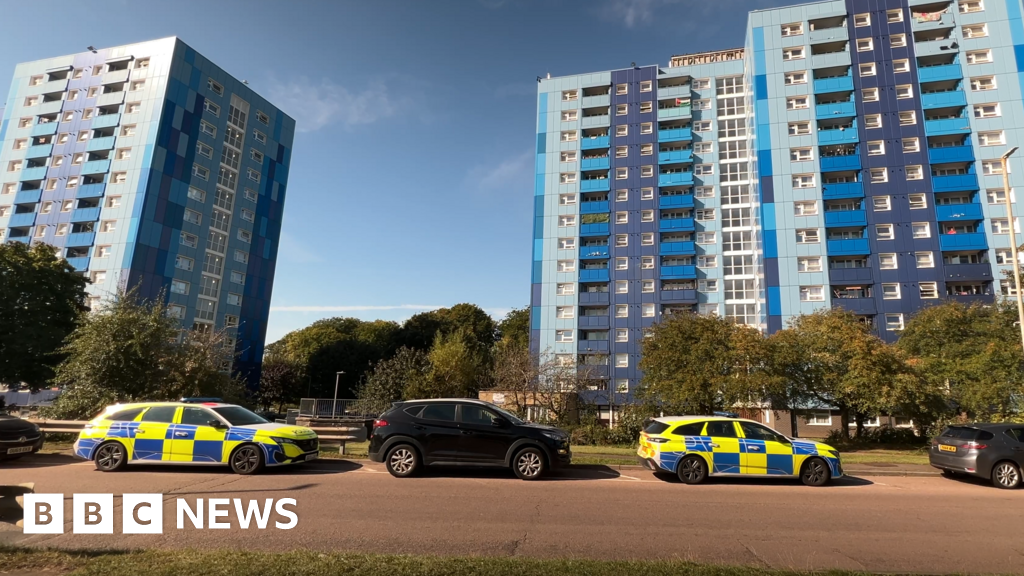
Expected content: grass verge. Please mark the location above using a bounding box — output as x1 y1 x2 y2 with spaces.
0 547 874 576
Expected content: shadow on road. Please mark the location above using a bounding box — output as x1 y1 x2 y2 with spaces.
939 471 999 490
416 465 620 482
0 453 78 469
650 473 874 487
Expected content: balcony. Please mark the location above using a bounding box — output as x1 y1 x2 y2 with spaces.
659 218 695 232
925 117 971 136
25 144 53 158
661 265 697 279
76 183 106 198
817 127 858 144
931 174 979 192
939 232 988 251
91 113 121 129
71 207 101 222
581 136 610 150
659 194 694 209
578 315 610 329
82 159 111 174
658 149 693 164
918 63 962 83
660 289 698 303
581 94 610 108
658 127 692 143
580 179 610 192
809 26 848 44
581 157 610 171
915 38 959 57
581 115 610 128
658 172 694 187
829 267 872 284
580 222 609 236
827 238 870 255
657 85 690 99
935 203 984 221
579 340 610 353
819 154 861 172
578 292 610 306
86 136 116 151
29 123 58 137
580 200 609 214
657 105 691 120
8 213 36 228
811 51 851 70
580 245 610 259
19 167 48 181
37 100 64 116
14 189 42 204
944 263 994 282
822 181 864 200
102 69 130 85
832 298 876 315
921 90 967 109
948 294 995 306
660 241 695 255
911 12 956 32
813 75 854 94
38 78 69 94
65 257 90 272
929 145 974 164
579 269 610 283
824 209 867 227
815 101 856 119
96 91 126 107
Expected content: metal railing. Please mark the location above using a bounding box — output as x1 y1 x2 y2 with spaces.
298 398 375 419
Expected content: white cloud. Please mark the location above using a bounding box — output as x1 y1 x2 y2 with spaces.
266 77 397 132
463 150 533 193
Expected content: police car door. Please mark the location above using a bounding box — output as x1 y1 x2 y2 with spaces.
704 420 741 474
133 406 179 461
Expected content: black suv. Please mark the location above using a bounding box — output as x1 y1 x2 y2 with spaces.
368 399 571 480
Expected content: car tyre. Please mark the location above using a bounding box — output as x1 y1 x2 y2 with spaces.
677 455 708 485
94 441 128 472
801 457 832 486
940 469 959 479
991 461 1022 490
512 447 546 480
230 444 266 475
385 444 419 478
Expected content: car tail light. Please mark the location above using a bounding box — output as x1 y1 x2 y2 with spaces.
931 439 939 446
647 437 669 444
962 442 988 450
373 419 388 428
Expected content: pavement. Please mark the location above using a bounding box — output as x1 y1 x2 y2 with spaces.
1 454 1021 574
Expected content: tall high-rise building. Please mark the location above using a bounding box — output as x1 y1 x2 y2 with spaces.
0 38 295 382
531 0 1024 412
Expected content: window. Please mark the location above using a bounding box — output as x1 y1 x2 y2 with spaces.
180 232 198 248
854 13 870 26
979 131 1004 146
556 306 574 319
912 222 930 238
887 8 903 22
974 103 1000 119
183 209 202 225
895 85 913 99
641 303 655 318
559 194 577 205
693 99 711 111
869 196 891 212
693 120 711 132
982 160 1004 175
916 252 935 268
641 256 655 269
615 234 628 247
640 122 653 134
641 187 654 200
559 172 577 184
639 101 653 114
992 218 1016 234
247 168 260 182
867 141 884 156
864 114 882 129
695 209 715 222
966 49 993 64
640 165 654 178
55 224 68 236
869 168 888 183
615 167 628 180
782 47 805 61
192 164 210 181
556 283 575 296
175 255 194 272
640 143 653 156
66 176 79 189
196 142 213 159
615 104 627 116
794 201 818 216
614 280 628 295
893 111 909 125
253 130 266 144
798 256 822 272
790 147 812 162
881 283 901 300
906 165 923 180
615 304 628 318
77 131 89 142
781 22 803 36
230 271 246 285
988 188 1010 204
557 237 575 250
641 209 654 223
642 280 654 293
799 286 824 302
786 96 809 110
796 229 819 243
893 59 909 73
876 224 895 240
696 232 715 245
902 138 920 153
234 250 249 264
920 282 939 299
614 126 627 137
959 0 984 13
170 280 190 295
557 260 575 272
616 83 628 95
859 63 877 79
786 121 809 136
885 313 904 331
862 87 878 101
971 76 996 91
237 229 252 244
639 80 652 92
121 124 137 136
207 78 224 96
615 258 628 271
116 147 132 161
692 78 710 90
695 164 713 176
784 71 807 85
856 38 873 52
61 200 74 212
908 194 927 209
878 253 897 269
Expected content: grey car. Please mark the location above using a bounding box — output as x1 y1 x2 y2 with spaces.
929 424 1024 489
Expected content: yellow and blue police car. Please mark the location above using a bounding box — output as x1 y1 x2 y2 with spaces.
637 415 843 486
73 402 319 475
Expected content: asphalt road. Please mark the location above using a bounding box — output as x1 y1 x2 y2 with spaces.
1 454 1021 574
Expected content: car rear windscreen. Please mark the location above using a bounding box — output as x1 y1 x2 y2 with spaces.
940 426 994 440
644 421 670 434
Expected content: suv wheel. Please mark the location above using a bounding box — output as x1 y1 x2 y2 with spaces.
992 461 1021 489
385 445 419 478
801 457 832 486
513 447 546 480
94 441 128 472
677 455 708 484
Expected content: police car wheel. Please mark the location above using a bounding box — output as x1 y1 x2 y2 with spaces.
801 457 831 486
385 445 419 477
677 455 707 485
94 441 128 472
513 447 546 480
230 444 265 475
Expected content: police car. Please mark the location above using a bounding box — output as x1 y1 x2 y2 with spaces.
73 402 319 474
637 415 843 486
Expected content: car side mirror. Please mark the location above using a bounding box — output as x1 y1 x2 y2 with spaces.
492 417 507 428
208 420 227 429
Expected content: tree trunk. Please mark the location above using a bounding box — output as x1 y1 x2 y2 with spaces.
789 410 800 439
840 409 851 440
855 413 864 438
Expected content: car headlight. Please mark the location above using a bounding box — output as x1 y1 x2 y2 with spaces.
541 431 566 442
271 436 298 446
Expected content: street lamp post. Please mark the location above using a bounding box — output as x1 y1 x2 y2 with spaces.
332 371 345 419
999 146 1024 352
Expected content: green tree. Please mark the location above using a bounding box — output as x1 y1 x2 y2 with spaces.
400 304 498 352
0 242 88 390
406 329 489 399
255 357 303 411
496 307 530 349
354 347 429 415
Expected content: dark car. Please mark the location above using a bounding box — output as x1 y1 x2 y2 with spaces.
368 399 571 480
0 415 44 461
929 424 1024 489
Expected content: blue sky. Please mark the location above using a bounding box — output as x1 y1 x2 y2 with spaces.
0 0 794 342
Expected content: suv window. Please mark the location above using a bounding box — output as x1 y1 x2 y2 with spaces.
460 404 500 425
403 405 425 418
644 421 670 434
740 421 788 443
671 422 706 436
141 406 177 423
941 426 994 440
1005 428 1024 442
420 404 456 422
109 407 145 421
705 421 738 438
180 407 215 426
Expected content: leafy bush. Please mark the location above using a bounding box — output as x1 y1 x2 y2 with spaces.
824 425 926 448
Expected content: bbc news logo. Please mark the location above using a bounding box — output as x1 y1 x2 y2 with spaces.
22 494 298 534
